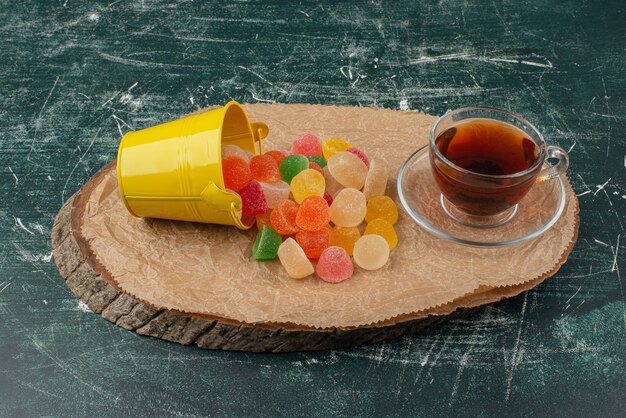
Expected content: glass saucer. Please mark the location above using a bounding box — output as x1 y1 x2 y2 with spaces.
397 146 566 247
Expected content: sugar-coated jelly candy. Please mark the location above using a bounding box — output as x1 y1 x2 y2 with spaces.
308 161 324 175
322 138 352 160
365 195 399 224
260 181 290 209
270 199 299 235
364 218 397 249
346 147 370 168
296 196 330 232
353 234 390 270
222 144 253 163
279 155 309 184
290 168 325 204
250 154 281 183
330 188 366 227
239 180 268 216
323 166 343 197
308 155 327 168
255 211 272 230
265 150 289 166
252 225 282 260
277 238 315 279
323 191 333 207
291 133 323 157
222 156 252 192
362 159 388 199
295 227 331 259
327 151 368 189
330 226 361 256
316 246 354 283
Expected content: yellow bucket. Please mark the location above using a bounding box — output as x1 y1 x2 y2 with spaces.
116 101 268 229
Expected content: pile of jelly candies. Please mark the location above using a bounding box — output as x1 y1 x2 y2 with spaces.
221 134 399 284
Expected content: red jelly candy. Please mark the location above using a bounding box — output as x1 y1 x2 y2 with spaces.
291 133 323 157
222 156 252 192
239 180 268 216
323 191 334 207
316 246 354 283
265 150 289 166
308 161 324 175
250 154 281 183
296 196 331 232
270 199 299 235
295 227 331 259
346 147 370 168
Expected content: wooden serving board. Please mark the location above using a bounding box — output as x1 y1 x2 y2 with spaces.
51 104 579 352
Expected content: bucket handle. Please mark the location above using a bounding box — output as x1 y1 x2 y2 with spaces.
251 122 269 155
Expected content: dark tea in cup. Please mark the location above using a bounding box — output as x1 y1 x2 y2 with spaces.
429 107 569 227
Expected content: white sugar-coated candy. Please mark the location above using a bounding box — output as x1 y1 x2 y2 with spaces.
330 188 366 227
362 159 387 199
323 166 343 197
277 238 315 279
353 234 390 270
327 151 368 189
222 144 254 163
260 181 291 209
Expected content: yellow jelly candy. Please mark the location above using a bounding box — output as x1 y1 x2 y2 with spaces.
290 169 326 204
364 218 398 249
322 138 352 160
365 195 399 224
330 226 361 256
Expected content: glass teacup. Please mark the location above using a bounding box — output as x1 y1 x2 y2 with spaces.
429 107 569 227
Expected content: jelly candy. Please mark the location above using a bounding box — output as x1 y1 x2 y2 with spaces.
222 144 253 163
277 238 315 279
365 195 399 224
255 211 272 230
346 147 370 168
222 156 252 192
279 155 309 184
323 166 343 197
295 227 331 259
252 225 282 260
239 180 268 216
323 191 334 207
327 151 368 189
296 196 330 232
308 161 324 175
250 154 281 183
270 199 299 235
308 155 327 168
330 188 366 227
330 226 361 256
260 181 290 209
353 234 390 270
291 133 322 157
265 150 288 166
322 138 352 160
316 246 354 283
364 218 397 249
362 159 388 199
290 168 325 204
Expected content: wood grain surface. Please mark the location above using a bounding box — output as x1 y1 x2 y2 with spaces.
0 0 624 416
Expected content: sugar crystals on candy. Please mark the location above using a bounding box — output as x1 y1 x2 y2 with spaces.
265 150 288 166
322 138 352 160
270 199 299 235
364 218 398 249
252 225 282 260
365 195 399 224
362 159 388 199
316 246 354 283
277 238 315 279
260 181 290 209
222 156 252 192
291 133 323 157
279 155 309 184
353 234 390 270
327 151 368 189
250 154 281 183
346 147 370 168
308 155 327 168
290 168 326 204
222 144 253 163
295 227 331 259
330 188 366 227
239 180 268 216
330 226 361 256
296 196 331 232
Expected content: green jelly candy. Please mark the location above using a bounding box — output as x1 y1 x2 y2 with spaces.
279 155 309 184
253 225 282 260
308 155 327 168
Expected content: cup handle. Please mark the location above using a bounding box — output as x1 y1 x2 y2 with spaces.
536 145 570 183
